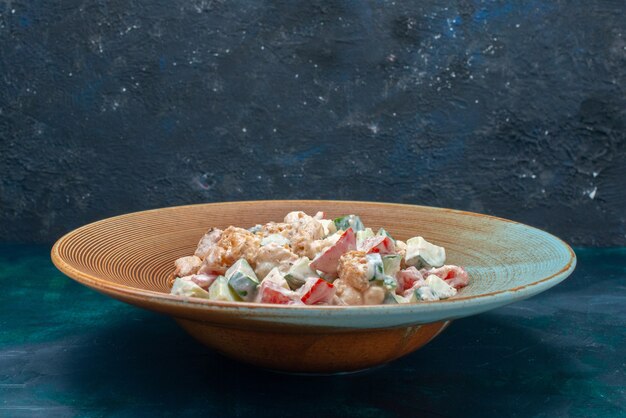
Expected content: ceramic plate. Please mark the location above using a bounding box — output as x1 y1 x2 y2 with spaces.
51 200 576 372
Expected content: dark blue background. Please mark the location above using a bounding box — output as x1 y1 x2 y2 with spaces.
1 0 624 245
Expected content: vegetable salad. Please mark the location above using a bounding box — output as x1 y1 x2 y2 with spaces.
169 211 469 305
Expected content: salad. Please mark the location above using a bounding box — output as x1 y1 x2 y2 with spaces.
169 211 469 305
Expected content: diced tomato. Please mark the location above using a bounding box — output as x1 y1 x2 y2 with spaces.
360 236 395 255
299 278 335 305
396 267 424 293
424 265 469 289
258 281 298 304
310 228 356 274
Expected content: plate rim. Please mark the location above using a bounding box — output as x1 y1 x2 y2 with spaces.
51 199 577 315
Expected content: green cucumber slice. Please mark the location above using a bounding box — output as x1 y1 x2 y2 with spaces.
356 228 374 248
425 274 457 299
415 286 436 301
382 254 402 276
208 276 238 301
365 253 385 281
405 236 446 268
225 259 259 301
383 292 409 304
284 257 316 290
333 214 365 232
263 267 290 290
228 273 259 301
225 259 257 280
381 275 398 291
376 228 395 243
170 277 210 299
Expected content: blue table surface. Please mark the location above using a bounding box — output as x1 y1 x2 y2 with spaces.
0 244 624 417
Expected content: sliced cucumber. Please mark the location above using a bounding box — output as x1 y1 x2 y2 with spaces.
425 274 457 299
405 236 446 268
356 228 374 248
228 273 259 301
365 253 385 281
225 259 257 280
208 276 238 301
284 257 316 290
263 267 290 290
225 259 259 301
373 255 399 291
170 277 210 299
333 214 365 232
376 228 395 243
382 254 402 276
384 292 409 304
415 286 437 301
381 275 398 291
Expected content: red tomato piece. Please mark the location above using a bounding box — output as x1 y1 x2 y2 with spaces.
360 236 395 255
258 281 298 304
423 265 469 289
396 267 425 293
310 228 356 274
299 277 335 305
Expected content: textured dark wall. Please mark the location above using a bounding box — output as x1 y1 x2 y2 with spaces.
1 1 625 245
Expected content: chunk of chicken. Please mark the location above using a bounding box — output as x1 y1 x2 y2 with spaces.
253 242 299 279
257 222 294 239
333 279 363 305
333 274 385 305
284 211 313 224
198 226 260 274
303 231 342 259
337 250 370 292
194 228 223 259
174 255 203 277
290 218 326 257
363 285 386 305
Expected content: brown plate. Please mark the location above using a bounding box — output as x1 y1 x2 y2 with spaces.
51 200 575 373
